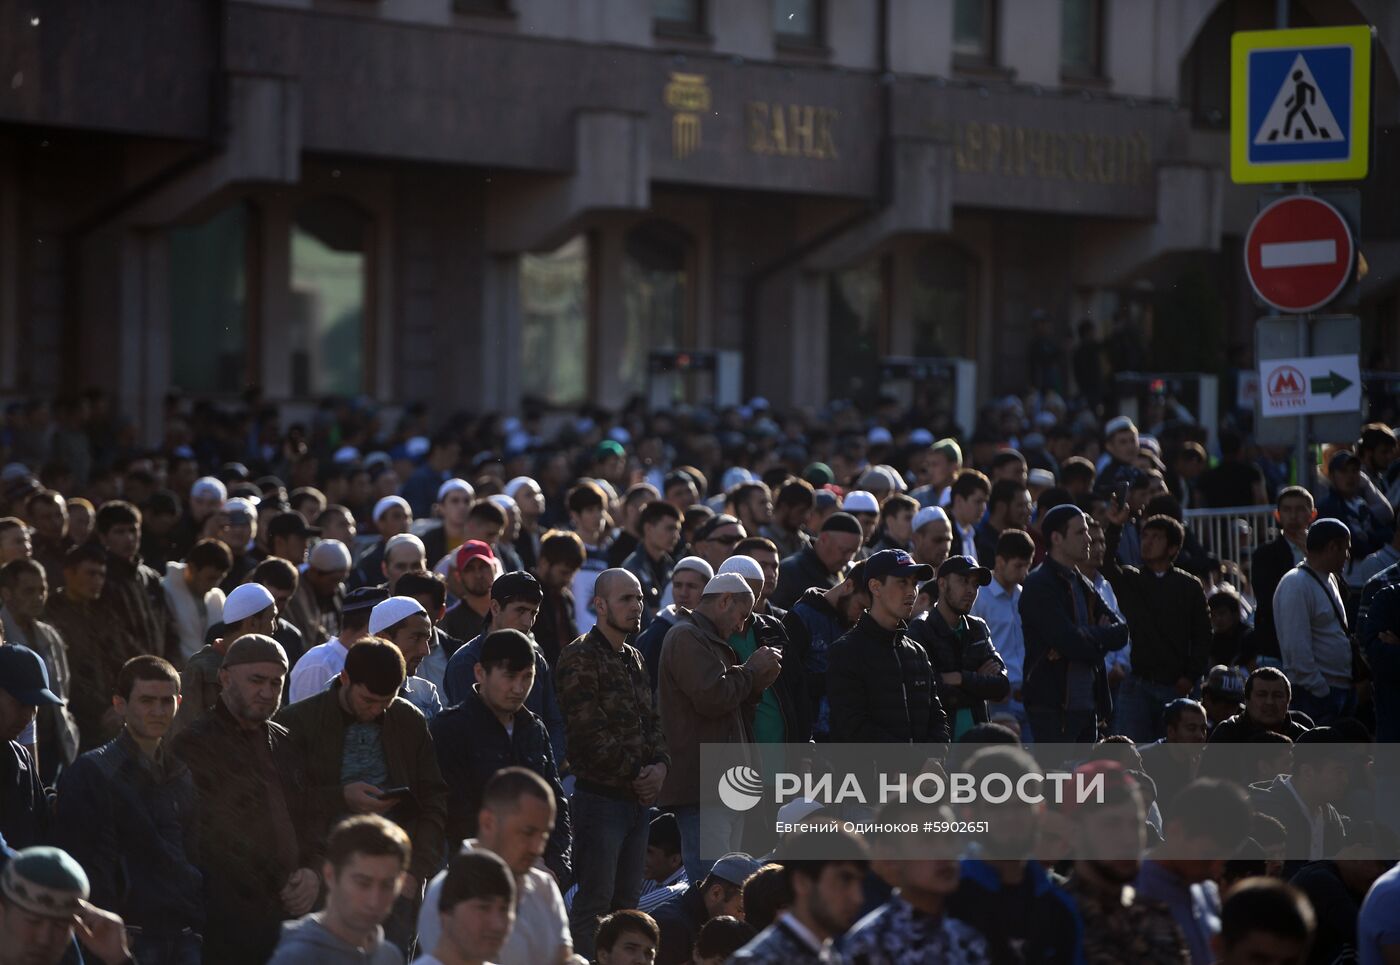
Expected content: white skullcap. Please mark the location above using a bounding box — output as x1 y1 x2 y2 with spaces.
721 467 755 492
504 476 540 500
717 556 764 583
373 496 411 523
843 491 880 514
912 506 949 531
223 583 275 625
332 445 361 464
1104 415 1137 437
909 428 935 446
437 478 474 502
1028 468 1056 488
405 436 431 459
384 533 426 558
191 477 227 502
369 596 427 636
489 494 517 513
308 539 352 572
672 556 714 580
703 573 755 597
867 426 894 446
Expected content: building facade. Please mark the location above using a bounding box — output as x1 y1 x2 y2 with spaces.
1 0 1398 437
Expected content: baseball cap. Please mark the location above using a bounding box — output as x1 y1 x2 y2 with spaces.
706 852 763 887
936 555 992 586
491 571 543 604
866 549 935 583
221 634 289 671
223 582 277 624
454 540 496 571
1203 664 1247 699
1328 449 1361 474
266 511 321 541
0 645 63 706
911 506 949 532
843 491 880 515
1 847 89 919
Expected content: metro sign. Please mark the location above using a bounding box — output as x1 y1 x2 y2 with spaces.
1244 195 1354 314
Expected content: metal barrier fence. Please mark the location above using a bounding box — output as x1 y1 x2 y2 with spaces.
1183 504 1277 591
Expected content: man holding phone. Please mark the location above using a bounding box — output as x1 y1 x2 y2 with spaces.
275 638 449 955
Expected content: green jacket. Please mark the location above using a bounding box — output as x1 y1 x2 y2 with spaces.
274 681 448 882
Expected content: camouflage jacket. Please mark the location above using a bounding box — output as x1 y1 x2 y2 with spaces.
1064 873 1191 965
554 627 669 796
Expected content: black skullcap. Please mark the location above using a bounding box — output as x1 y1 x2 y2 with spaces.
1305 517 1351 552
1040 503 1085 540
820 512 863 536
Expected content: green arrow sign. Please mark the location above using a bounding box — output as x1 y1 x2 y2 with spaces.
1311 371 1354 397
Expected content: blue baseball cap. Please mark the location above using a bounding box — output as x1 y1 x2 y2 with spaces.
865 549 935 583
0 646 63 707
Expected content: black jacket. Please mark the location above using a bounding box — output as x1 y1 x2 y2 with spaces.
1019 556 1129 717
429 688 572 885
782 587 851 741
0 739 47 851
53 731 203 931
1251 536 1301 660
1103 522 1212 687
652 885 708 965
772 545 841 610
826 612 950 748
911 610 1010 725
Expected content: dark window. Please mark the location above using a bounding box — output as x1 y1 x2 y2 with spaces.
911 243 977 359
827 258 889 407
289 198 370 397
953 0 996 66
655 0 704 34
170 203 253 395
1061 0 1103 78
453 0 512 11
775 0 822 45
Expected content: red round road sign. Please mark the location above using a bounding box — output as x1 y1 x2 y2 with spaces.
1244 195 1354 315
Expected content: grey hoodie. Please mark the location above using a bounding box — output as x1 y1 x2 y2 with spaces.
266 913 404 965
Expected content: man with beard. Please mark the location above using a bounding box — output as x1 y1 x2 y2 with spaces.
367 596 442 720
913 555 1009 739
172 635 319 964
761 478 815 560
771 513 863 610
781 562 872 742
635 556 713 692
1061 761 1190 965
557 569 670 958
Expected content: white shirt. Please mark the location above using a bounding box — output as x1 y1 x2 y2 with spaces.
955 523 978 562
418 842 571 965
288 637 347 703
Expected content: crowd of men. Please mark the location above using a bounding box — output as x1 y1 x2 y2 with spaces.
1 391 1399 965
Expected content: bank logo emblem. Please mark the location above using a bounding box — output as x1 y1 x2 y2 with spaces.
664 72 710 160
717 765 764 812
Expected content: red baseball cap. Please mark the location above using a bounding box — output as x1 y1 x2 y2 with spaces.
454 540 496 571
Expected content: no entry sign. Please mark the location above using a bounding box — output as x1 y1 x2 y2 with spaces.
1245 195 1354 314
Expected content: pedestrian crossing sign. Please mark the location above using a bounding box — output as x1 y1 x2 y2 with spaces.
1231 26 1372 183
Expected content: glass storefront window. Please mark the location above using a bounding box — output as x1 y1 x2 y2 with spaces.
911 242 975 359
169 204 250 394
622 220 690 403
520 235 590 407
827 259 886 405
289 198 368 397
655 0 703 32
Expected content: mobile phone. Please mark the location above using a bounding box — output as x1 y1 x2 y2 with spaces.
377 786 412 799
